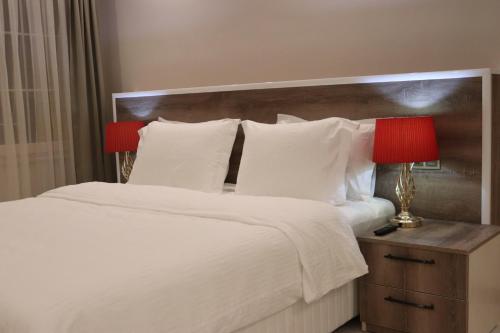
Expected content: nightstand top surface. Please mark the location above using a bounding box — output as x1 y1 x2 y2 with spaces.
357 219 500 254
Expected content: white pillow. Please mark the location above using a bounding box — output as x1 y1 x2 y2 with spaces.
158 116 182 124
129 119 240 192
137 117 228 152
277 114 376 201
235 119 358 204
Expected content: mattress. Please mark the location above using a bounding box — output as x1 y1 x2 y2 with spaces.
235 281 357 333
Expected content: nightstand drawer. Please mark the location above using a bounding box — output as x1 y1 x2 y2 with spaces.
405 290 466 333
405 248 466 299
359 283 406 331
360 242 466 298
360 283 466 333
360 242 405 289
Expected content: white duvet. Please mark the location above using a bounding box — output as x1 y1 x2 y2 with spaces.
0 182 367 333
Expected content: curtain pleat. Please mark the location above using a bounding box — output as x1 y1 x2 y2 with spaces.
69 0 112 183
0 0 25 199
0 0 110 201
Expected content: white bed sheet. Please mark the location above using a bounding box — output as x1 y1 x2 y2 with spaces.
0 182 367 333
225 183 395 237
338 197 395 236
224 183 395 235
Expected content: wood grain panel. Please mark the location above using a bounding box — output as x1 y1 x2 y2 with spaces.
360 281 466 333
492 74 500 226
116 77 483 223
359 242 405 289
357 219 500 254
405 249 466 299
359 283 406 332
405 291 466 333
359 233 468 299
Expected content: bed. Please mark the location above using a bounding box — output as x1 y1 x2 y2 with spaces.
1 72 483 333
0 181 394 333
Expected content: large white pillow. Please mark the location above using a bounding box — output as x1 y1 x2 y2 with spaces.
129 119 240 192
157 116 182 124
235 119 358 204
137 117 201 150
277 114 376 201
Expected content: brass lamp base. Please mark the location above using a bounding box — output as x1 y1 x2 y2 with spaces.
391 162 423 228
390 211 423 228
121 151 134 182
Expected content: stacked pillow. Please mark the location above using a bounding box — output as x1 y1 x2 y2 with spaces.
128 115 376 204
276 114 376 201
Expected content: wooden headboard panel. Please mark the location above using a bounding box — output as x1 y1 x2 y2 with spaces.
114 73 488 224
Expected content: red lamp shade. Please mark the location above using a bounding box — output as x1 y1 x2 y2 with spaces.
372 116 439 164
105 121 145 153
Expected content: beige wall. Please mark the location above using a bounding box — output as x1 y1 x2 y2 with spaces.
98 0 500 93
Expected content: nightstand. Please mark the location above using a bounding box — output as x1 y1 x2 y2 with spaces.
357 219 500 333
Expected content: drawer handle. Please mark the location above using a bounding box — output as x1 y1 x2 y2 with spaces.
384 254 435 264
384 296 434 310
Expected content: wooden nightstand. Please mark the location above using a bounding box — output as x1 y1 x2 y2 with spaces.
357 220 500 333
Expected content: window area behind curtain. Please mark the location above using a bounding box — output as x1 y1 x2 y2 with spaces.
0 0 111 201
0 0 76 201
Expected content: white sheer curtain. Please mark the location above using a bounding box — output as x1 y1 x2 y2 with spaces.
0 0 76 201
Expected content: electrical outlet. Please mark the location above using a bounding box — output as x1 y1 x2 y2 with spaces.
413 160 441 170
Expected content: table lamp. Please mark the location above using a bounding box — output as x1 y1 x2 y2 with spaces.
372 116 439 228
105 121 145 181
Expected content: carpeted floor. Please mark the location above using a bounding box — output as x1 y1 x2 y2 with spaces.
334 318 363 333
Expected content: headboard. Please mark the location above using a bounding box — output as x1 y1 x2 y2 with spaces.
114 70 492 224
